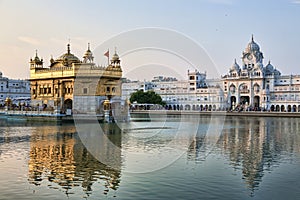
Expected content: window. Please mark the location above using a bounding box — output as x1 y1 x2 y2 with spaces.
106 87 110 92
32 89 36 95
44 88 47 94
189 76 195 80
48 87 51 94
55 88 58 94
83 88 88 94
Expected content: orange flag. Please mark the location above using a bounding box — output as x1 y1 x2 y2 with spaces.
104 49 109 58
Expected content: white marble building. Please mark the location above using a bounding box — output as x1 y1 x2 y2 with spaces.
0 71 30 106
122 36 300 112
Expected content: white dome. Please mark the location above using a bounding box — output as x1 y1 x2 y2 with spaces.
265 61 274 71
245 35 260 52
230 59 240 71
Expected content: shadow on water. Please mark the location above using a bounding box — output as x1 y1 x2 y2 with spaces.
187 116 300 196
27 123 122 198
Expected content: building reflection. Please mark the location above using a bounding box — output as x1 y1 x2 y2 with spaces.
188 116 300 194
28 124 122 197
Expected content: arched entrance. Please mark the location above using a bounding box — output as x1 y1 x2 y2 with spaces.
230 96 236 109
275 105 280 112
240 96 250 105
200 105 203 111
270 105 275 111
64 99 72 109
208 105 212 111
281 105 285 112
292 105 297 112
254 96 260 109
287 105 292 112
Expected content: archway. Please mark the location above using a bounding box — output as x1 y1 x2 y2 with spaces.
281 105 285 112
275 105 280 112
192 105 196 110
254 96 260 109
213 105 216 111
208 105 212 111
240 96 250 105
185 104 191 110
200 105 203 111
64 99 72 109
270 105 275 111
292 105 297 112
287 105 292 112
230 96 236 109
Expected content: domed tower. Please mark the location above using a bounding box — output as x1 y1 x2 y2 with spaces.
83 43 94 63
53 43 80 67
242 35 264 70
228 59 241 77
110 48 121 69
30 50 43 68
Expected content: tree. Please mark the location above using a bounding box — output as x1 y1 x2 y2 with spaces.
130 90 165 105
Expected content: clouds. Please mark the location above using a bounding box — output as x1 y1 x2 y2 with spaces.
292 0 300 3
17 36 40 45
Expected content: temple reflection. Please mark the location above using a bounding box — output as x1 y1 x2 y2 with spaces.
188 116 300 194
28 124 122 197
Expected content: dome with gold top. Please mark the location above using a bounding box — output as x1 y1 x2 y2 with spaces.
50 44 80 67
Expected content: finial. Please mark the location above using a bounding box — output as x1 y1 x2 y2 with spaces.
67 43 70 54
35 49 38 57
88 43 90 51
114 46 117 54
268 59 271 65
251 34 254 42
234 58 237 63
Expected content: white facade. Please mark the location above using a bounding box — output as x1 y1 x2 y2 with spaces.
0 71 30 106
122 36 300 112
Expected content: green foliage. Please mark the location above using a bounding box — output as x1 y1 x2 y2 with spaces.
130 90 165 105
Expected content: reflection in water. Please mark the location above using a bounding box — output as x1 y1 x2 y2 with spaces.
188 116 300 195
27 124 122 197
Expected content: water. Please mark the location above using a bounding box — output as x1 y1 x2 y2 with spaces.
0 114 300 199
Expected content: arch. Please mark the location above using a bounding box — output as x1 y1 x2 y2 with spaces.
173 105 176 110
192 105 196 110
213 105 216 111
196 105 200 110
229 84 236 94
281 105 285 112
230 96 236 110
298 105 300 112
200 105 203 111
292 105 297 112
254 96 260 109
64 98 72 109
253 83 260 93
270 105 275 111
204 105 208 111
275 105 280 112
177 105 180 110
185 104 191 110
208 105 212 111
287 105 292 112
179 105 183 110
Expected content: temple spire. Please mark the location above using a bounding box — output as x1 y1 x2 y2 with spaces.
67 43 70 54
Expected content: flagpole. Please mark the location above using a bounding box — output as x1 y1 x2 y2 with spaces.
107 49 109 66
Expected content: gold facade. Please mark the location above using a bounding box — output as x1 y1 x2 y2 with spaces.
29 44 122 113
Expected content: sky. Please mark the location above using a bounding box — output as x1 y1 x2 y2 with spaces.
0 0 300 80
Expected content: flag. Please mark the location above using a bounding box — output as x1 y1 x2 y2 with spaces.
104 49 109 58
